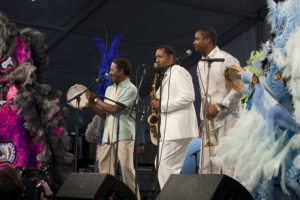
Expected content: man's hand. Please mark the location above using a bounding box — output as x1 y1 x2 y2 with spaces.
86 91 97 102
151 99 160 110
207 104 223 120
198 120 204 138
40 180 53 200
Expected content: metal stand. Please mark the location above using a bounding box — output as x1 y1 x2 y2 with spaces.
74 97 80 172
67 80 102 172
115 112 121 174
129 67 149 199
190 150 200 173
199 58 224 174
99 95 128 178
154 70 165 197
199 61 211 174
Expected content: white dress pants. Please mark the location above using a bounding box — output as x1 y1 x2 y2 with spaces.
157 138 192 189
201 119 237 176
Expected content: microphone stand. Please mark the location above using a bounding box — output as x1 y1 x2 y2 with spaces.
190 150 200 173
128 67 147 199
154 69 165 197
128 67 147 117
99 95 126 179
131 65 164 197
67 80 102 172
101 95 146 200
199 58 224 174
100 95 126 109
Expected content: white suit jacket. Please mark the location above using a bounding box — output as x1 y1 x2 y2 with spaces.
197 46 242 129
156 64 198 141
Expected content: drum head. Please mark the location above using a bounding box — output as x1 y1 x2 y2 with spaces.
66 84 88 109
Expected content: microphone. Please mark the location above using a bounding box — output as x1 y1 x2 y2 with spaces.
141 63 159 68
176 49 192 64
201 58 225 62
141 63 160 75
96 73 110 83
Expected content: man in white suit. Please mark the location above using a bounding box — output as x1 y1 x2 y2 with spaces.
150 45 198 189
194 27 241 175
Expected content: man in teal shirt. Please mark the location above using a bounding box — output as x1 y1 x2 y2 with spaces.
86 58 139 198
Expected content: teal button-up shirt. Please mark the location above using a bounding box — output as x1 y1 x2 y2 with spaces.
103 78 137 142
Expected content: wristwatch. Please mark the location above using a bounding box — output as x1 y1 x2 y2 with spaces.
94 98 98 103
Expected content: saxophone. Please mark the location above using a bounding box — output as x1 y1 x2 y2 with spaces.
148 72 159 141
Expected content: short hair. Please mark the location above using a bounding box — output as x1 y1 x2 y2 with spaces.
0 166 23 200
157 44 176 58
113 58 132 76
197 27 217 46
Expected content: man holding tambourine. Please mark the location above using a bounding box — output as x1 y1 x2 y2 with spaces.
85 58 140 199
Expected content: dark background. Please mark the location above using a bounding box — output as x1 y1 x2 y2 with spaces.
1 0 270 134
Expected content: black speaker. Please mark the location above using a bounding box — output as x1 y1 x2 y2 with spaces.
54 173 137 200
156 174 254 200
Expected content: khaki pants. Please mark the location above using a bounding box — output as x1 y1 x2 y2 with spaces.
98 140 140 200
201 119 236 176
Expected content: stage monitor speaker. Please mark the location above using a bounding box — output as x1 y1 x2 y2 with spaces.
156 174 253 200
54 173 137 200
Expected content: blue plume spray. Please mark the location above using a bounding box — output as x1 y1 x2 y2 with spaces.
93 34 124 100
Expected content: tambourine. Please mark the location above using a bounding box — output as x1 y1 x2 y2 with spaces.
224 65 245 94
66 84 88 109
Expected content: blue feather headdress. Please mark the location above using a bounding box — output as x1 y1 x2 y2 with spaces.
267 0 300 51
93 34 123 100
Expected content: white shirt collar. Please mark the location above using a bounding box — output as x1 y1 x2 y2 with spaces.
207 46 219 58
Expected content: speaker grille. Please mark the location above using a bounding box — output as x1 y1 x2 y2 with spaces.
55 173 136 200
156 174 253 200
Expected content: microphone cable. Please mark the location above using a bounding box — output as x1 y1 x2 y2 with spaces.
158 65 172 171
